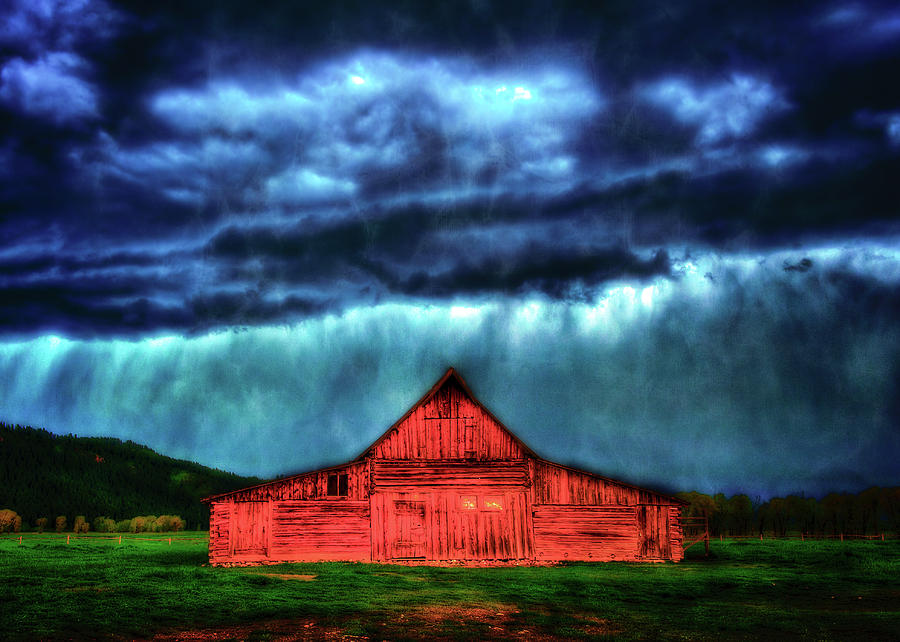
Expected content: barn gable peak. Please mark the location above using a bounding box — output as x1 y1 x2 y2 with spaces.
354 367 537 461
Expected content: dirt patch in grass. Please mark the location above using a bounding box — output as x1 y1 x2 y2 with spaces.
147 607 620 641
409 603 517 623
255 573 317 581
401 603 621 639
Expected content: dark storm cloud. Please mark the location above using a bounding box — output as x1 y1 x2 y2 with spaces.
1 1 899 338
402 248 670 298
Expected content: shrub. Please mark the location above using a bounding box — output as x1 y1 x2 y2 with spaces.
129 516 146 533
73 516 89 534
0 509 20 533
55 516 66 533
93 516 116 533
115 519 131 533
35 517 48 533
155 515 172 532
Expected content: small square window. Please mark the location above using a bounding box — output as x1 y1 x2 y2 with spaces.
482 496 503 511
327 473 349 497
460 495 477 511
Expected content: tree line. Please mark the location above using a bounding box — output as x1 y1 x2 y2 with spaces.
0 423 261 530
677 487 900 537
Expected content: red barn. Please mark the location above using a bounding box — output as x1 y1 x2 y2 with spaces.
203 367 686 565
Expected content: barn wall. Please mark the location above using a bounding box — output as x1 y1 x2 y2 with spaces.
533 505 640 561
208 499 371 563
213 461 369 502
668 505 684 561
637 505 684 561
532 460 677 506
208 501 231 564
269 500 370 561
370 381 525 460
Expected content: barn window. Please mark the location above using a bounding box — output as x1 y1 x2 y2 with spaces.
327 473 348 497
460 495 477 510
482 496 503 511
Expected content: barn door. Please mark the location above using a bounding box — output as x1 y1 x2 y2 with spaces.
390 500 427 560
230 501 269 558
637 505 671 559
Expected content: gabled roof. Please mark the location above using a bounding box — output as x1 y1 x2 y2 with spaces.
203 367 687 506
352 366 539 461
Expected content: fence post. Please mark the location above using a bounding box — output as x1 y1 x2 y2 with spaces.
18 535 22 545
118 535 122 545
801 532 804 541
882 533 885 541
168 537 171 546
66 534 69 545
840 532 843 542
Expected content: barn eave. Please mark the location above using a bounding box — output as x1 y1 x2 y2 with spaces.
534 458 689 506
201 460 354 503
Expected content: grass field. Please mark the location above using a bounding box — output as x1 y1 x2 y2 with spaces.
1 534 898 640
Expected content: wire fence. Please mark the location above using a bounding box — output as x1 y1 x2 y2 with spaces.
680 515 896 555
710 532 893 541
0 533 209 545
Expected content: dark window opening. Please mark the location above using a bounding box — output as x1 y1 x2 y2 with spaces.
327 473 349 497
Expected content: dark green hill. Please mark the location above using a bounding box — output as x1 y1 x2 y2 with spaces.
0 422 263 529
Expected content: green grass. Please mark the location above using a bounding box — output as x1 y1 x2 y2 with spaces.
1 535 898 640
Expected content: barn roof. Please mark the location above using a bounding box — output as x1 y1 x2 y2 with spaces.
202 367 687 505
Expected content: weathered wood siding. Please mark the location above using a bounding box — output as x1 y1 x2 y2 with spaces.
668 506 684 561
635 504 684 560
532 460 677 506
530 460 684 560
370 380 525 460
533 505 639 561
371 460 529 487
214 461 368 502
269 501 370 561
208 501 231 564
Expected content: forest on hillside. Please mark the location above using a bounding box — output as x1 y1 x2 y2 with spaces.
0 423 261 530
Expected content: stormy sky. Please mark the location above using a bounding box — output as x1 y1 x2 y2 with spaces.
1 0 899 499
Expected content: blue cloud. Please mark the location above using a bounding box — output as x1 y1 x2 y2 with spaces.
141 51 602 210
0 53 97 124
0 0 120 54
640 73 789 146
